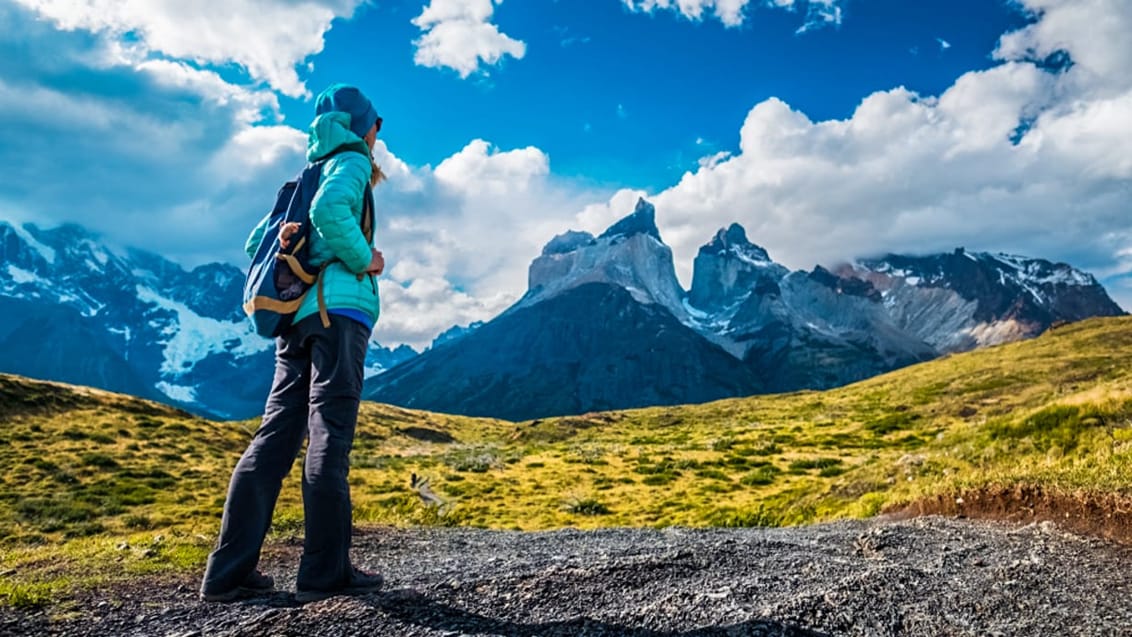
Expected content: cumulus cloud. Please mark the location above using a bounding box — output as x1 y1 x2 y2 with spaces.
371 140 608 349
11 0 362 97
0 3 306 268
434 140 550 195
590 0 1132 314
621 0 844 29
412 0 526 78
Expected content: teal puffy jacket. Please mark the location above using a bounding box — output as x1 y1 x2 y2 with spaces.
245 112 380 329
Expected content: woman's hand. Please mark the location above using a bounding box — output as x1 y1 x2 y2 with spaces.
278 222 301 249
367 248 385 275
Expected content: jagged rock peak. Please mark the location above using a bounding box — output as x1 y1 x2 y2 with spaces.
542 230 596 256
598 198 662 242
701 223 772 262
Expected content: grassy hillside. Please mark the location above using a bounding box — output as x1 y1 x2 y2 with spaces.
3 316 1132 605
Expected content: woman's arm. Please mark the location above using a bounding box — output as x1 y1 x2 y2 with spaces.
244 212 270 260
308 153 372 274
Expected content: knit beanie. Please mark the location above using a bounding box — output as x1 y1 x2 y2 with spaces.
315 84 379 139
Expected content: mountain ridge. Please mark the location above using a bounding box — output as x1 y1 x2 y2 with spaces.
366 199 1124 419
2 205 1124 421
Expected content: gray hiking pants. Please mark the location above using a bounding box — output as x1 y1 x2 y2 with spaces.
201 314 369 594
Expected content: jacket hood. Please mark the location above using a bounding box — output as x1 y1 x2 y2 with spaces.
307 112 370 162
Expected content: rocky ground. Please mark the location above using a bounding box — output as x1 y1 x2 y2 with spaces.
3 516 1131 636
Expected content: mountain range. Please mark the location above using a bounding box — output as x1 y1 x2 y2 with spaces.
365 199 1125 420
0 221 415 419
1 202 1124 421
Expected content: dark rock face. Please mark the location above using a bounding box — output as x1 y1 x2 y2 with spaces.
689 223 789 311
598 198 662 242
844 250 1126 351
524 200 687 319
856 250 1125 324
806 266 882 302
542 231 596 256
367 283 761 421
367 203 1126 421
0 299 157 400
729 271 935 392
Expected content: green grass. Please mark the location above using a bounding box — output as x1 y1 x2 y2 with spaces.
3 316 1132 604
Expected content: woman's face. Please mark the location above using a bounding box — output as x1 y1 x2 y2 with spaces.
364 125 376 150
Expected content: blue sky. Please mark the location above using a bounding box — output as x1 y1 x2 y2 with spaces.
2 0 1131 348
286 0 1030 190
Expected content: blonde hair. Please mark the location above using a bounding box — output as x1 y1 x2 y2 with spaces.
371 159 387 187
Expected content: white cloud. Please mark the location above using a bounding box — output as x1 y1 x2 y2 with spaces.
12 0 363 97
996 0 1132 97
621 0 844 29
598 0 1132 296
937 37 952 51
370 140 608 348
207 125 307 184
434 139 550 195
0 3 308 268
622 0 749 26
356 0 1132 351
796 0 841 33
136 59 281 125
412 0 526 78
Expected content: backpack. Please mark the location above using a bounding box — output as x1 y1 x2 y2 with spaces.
242 154 373 338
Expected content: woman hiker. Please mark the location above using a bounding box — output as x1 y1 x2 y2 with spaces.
200 83 386 604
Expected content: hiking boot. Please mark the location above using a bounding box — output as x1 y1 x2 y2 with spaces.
295 566 384 603
199 570 276 602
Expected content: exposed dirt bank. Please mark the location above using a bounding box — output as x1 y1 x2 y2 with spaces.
890 485 1132 545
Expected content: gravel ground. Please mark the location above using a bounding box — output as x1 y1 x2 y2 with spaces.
3 516 1131 636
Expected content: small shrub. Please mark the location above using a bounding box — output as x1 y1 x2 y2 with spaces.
694 468 731 481
642 474 677 486
0 582 55 609
750 443 781 456
788 457 842 473
740 465 781 486
709 505 779 528
711 437 736 451
124 514 153 530
80 453 119 469
444 446 502 473
865 412 919 436
564 498 611 516
63 522 106 538
270 510 305 536
30 459 59 472
566 446 609 465
988 404 1111 452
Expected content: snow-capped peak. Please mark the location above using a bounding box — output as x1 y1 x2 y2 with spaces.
688 223 789 312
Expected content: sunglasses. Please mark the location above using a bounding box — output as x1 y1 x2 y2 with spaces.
374 116 383 134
